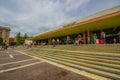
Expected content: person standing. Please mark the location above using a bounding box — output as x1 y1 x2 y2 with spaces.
113 37 117 44
77 35 82 45
52 38 56 47
66 36 70 44
56 38 60 45
93 33 97 44
101 31 106 44
3 45 8 51
27 42 31 49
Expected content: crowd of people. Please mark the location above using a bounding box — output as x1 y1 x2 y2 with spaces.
24 41 38 49
24 31 120 48
1 31 120 50
93 31 120 44
50 31 120 47
0 45 8 51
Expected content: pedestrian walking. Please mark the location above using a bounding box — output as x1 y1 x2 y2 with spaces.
52 38 56 47
77 35 82 45
93 33 97 44
101 31 106 44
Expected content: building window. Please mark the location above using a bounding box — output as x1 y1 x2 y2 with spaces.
5 31 9 39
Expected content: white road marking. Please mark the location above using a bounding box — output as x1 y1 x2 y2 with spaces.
0 58 36 66
16 50 112 80
0 61 44 73
9 55 14 58
12 54 25 56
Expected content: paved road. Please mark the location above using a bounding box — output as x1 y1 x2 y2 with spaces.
0 49 93 80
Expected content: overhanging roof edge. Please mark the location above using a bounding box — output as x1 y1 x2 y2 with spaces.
33 6 120 39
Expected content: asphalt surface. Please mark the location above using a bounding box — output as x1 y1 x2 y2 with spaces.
0 49 93 80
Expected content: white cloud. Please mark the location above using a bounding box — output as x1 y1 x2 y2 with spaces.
0 0 119 37
64 0 90 11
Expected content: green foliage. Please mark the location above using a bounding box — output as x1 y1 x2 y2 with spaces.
16 32 21 39
0 42 5 46
0 36 3 43
15 32 29 45
16 32 21 44
0 37 4 46
10 42 16 46
23 33 28 39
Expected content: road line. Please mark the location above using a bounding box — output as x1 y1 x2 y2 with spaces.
0 58 36 66
12 54 25 56
0 61 44 73
9 54 14 58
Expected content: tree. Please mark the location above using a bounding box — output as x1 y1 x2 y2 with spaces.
16 32 21 45
0 36 3 43
23 33 28 39
0 37 4 46
11 42 16 46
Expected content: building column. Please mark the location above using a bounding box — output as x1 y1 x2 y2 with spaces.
48 38 52 45
87 31 91 44
83 32 86 44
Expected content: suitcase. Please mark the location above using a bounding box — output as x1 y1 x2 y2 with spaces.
99 39 104 44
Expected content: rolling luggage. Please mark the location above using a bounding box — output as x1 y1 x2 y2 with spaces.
99 39 104 44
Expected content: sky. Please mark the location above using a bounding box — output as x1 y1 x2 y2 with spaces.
0 0 120 37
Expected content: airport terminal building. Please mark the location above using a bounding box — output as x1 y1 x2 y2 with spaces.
33 6 120 44
0 26 10 44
